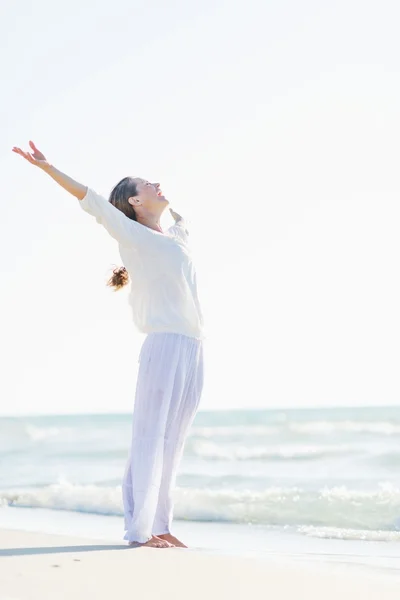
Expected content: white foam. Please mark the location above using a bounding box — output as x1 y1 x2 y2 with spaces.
187 440 352 461
190 421 400 438
289 421 400 436
24 425 63 442
299 526 400 542
2 481 122 516
190 426 280 438
2 481 400 532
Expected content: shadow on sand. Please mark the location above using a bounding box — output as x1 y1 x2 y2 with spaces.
0 543 131 557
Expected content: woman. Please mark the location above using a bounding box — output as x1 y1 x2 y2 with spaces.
12 141 205 549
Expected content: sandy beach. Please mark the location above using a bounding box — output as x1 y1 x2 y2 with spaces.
1 528 399 600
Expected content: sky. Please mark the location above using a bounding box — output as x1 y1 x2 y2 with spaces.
1 0 400 415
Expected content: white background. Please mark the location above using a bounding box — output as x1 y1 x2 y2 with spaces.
1 0 399 414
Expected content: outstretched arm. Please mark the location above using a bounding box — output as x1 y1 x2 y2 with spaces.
12 141 87 200
12 141 154 249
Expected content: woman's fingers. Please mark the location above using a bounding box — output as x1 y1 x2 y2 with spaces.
12 147 37 164
12 147 28 159
15 149 29 160
29 140 40 152
29 140 46 160
13 144 45 161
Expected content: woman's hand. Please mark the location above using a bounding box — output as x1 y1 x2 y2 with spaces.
12 141 50 171
169 208 183 223
12 141 87 200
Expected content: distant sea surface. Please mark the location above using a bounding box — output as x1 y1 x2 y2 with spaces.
2 406 400 545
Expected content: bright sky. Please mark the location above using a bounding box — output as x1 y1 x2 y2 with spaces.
1 0 400 416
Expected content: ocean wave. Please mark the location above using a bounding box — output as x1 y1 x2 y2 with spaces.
190 426 280 438
2 482 400 531
298 525 400 542
1 482 122 516
288 421 400 436
3 423 126 445
7 419 400 449
24 425 65 442
186 440 353 461
190 421 400 439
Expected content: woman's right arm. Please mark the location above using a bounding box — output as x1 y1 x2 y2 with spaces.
12 141 153 249
12 141 87 200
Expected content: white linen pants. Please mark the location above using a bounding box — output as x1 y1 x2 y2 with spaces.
122 332 204 543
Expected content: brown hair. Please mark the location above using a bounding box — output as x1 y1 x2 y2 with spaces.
106 177 138 291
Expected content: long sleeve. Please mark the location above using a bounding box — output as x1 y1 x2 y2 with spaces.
79 188 154 249
168 220 189 245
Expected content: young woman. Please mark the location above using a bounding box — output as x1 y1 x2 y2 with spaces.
12 141 205 549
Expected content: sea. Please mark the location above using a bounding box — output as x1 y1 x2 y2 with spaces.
1 406 400 571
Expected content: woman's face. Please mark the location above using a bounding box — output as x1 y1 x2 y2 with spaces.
131 178 169 213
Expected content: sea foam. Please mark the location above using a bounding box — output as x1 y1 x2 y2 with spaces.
2 481 400 534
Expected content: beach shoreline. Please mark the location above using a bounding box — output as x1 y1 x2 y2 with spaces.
3 406 400 598
1 528 400 600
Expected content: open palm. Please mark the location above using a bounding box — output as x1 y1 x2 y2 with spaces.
12 141 48 168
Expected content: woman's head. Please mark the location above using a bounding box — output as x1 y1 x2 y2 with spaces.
129 177 169 216
106 176 169 291
109 176 169 222
108 176 139 221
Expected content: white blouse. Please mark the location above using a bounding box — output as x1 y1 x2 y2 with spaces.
79 188 204 340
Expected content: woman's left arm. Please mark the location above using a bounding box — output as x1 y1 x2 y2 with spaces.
169 208 189 235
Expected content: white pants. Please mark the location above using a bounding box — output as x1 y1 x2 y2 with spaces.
122 332 204 543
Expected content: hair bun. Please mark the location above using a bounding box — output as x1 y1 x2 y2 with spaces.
107 265 129 291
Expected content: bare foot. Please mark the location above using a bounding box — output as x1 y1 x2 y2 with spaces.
128 535 174 548
156 533 188 548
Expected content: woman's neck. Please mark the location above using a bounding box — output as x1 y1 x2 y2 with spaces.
136 213 163 233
